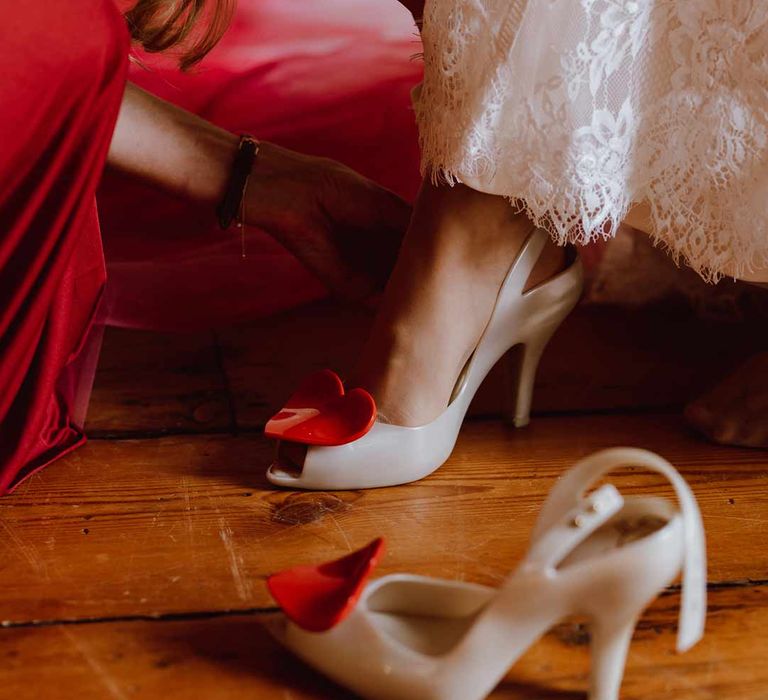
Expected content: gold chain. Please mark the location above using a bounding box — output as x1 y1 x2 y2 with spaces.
237 173 250 259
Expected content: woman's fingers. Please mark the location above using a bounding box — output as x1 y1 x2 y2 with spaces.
321 169 411 292
244 142 412 301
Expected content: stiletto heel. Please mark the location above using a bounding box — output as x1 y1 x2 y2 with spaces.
514 343 539 428
589 614 639 700
501 344 524 427
267 448 706 700
504 331 551 428
265 228 584 490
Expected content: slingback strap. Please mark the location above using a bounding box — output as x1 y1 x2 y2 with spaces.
524 484 624 571
504 227 549 296
531 448 706 652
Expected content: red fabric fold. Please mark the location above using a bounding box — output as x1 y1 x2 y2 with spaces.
0 1 129 493
0 0 423 491
98 0 423 331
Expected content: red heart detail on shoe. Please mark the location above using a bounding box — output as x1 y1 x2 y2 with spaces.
267 538 385 632
264 370 376 446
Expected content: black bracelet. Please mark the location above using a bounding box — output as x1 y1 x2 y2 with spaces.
216 135 259 230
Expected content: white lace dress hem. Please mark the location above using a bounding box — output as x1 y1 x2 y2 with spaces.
414 0 768 282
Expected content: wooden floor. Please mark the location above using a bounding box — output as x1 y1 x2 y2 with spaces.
1 304 766 699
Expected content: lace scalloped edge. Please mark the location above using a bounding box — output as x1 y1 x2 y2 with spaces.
420 157 768 285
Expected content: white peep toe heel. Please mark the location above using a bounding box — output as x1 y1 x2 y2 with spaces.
267 448 707 700
264 228 583 490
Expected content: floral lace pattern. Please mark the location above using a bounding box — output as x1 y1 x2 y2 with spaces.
415 0 768 281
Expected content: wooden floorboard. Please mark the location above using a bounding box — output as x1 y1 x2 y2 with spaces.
85 328 232 437
5 314 767 698
0 586 765 700
84 305 763 438
1 415 765 624
216 302 764 428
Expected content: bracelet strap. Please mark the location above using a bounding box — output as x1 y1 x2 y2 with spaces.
216 135 259 230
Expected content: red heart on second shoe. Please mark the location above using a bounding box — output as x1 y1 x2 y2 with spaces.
267 538 386 632
264 369 376 446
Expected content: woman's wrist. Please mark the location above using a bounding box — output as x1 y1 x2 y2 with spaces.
183 125 240 205
216 136 260 229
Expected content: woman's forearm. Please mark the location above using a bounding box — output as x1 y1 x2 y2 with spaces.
105 80 411 300
107 82 239 204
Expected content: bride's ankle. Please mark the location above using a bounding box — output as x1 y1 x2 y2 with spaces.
351 184 572 427
352 325 442 425
525 236 567 291
409 183 567 290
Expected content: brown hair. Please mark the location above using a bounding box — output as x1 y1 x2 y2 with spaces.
125 0 236 70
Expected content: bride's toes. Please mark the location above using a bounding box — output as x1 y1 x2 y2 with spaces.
684 400 716 435
271 442 308 477
685 352 768 449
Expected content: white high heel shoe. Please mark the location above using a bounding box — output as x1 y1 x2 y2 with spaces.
267 448 707 700
265 228 583 490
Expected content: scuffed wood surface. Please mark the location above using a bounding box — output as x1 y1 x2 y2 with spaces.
2 310 765 699
1 416 765 623
1 587 765 699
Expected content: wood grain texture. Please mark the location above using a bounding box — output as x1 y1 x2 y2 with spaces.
7 314 768 700
83 305 764 437
6 313 766 699
85 328 232 437
216 301 372 429
0 586 765 700
1 415 765 623
216 302 765 428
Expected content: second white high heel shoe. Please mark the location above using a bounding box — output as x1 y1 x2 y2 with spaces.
265 228 583 490
267 448 707 700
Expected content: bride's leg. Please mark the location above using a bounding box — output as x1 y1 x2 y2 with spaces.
685 353 768 449
624 204 768 448
685 274 768 448
352 179 565 427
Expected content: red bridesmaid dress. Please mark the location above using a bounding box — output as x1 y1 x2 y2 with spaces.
0 1 129 493
0 0 425 494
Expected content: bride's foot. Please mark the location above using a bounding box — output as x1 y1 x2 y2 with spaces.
685 352 768 449
353 182 566 427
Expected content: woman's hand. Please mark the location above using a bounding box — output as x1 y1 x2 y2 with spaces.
244 142 411 301
109 85 410 302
